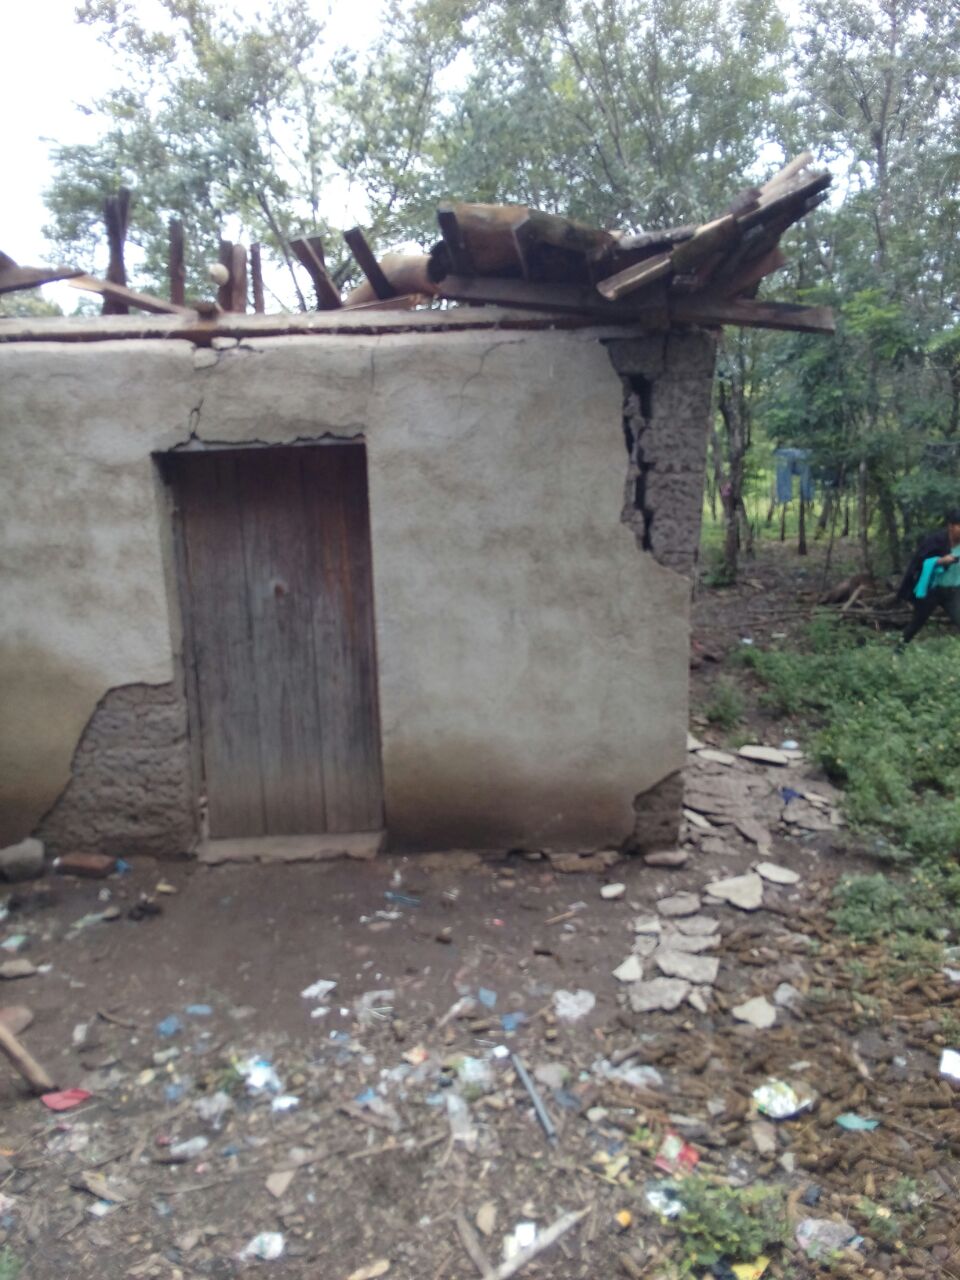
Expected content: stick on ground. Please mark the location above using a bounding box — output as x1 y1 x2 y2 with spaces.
0 1021 55 1094
493 1207 589 1280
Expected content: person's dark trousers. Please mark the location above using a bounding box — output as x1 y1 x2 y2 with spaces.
901 587 960 644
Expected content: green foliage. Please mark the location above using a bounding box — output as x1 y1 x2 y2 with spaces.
0 1249 21 1280
744 621 960 863
704 678 745 731
831 871 960 945
673 1177 786 1273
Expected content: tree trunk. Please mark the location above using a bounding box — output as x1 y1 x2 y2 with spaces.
878 484 901 572
857 460 871 572
798 495 807 555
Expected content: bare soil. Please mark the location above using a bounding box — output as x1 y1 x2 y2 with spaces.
0 541 957 1280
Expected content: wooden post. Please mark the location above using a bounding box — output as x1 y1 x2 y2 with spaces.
0 1022 55 1095
169 218 186 307
780 503 788 542
250 243 265 313
798 493 808 555
229 243 248 313
102 188 131 315
289 236 342 309
217 239 233 311
343 227 397 299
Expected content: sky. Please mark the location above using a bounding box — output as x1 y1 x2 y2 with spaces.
1 0 386 309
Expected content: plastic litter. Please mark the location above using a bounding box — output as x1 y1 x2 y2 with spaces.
1 934 27 952
271 1094 300 1112
836 1112 879 1131
653 1131 700 1175
195 1091 234 1127
477 987 497 1009
512 1052 557 1144
731 1260 769 1280
500 1011 525 1033
384 890 420 906
552 988 596 1022
40 1089 92 1111
644 1180 682 1218
238 1056 282 1094
445 1093 478 1150
455 1056 494 1093
301 978 337 1001
155 1015 182 1038
752 1078 816 1119
170 1135 209 1160
240 1231 285 1261
185 1004 212 1017
502 1221 538 1261
939 1048 960 1081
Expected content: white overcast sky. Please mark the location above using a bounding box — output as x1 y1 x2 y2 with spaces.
1 0 386 305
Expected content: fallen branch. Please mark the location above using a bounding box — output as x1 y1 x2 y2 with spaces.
456 1212 494 1278
0 1022 55 1094
493 1207 589 1280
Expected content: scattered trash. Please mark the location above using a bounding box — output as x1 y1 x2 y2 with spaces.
445 1093 478 1150
512 1052 557 1143
502 1221 538 1261
940 1048 960 1081
740 637 754 646
477 987 498 1009
500 1011 525 1033
654 1131 699 1175
595 1059 664 1090
40 1089 92 1111
156 880 177 894
614 1208 632 1232
384 891 420 907
0 934 27 952
644 1181 682 1218
752 1079 816 1119
354 989 396 1026
195 1091 233 1128
169 1135 209 1161
271 1095 300 1112
600 882 625 900
240 1231 285 1261
238 1056 282 1094
732 996 777 1029
128 895 163 921
301 978 337 1001
185 1003 212 1017
731 1260 769 1280
155 1015 182 1038
836 1113 879 1131
455 1056 495 1093
53 853 117 878
795 1217 858 1259
780 738 799 750
346 1261 390 1280
552 988 595 1022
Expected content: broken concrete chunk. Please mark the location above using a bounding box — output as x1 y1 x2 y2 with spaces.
705 872 764 911
612 955 644 984
633 916 663 934
750 1119 778 1154
686 732 706 752
696 748 736 766
643 849 689 868
732 995 778 1029
658 929 717 954
476 1201 497 1237
0 837 45 883
632 935 659 959
774 982 803 1010
782 799 834 832
738 745 789 766
755 861 800 886
673 915 720 936
687 987 710 1014
600 883 626 900
733 816 773 852
265 1169 295 1199
628 977 691 1013
656 892 701 918
655 950 719 984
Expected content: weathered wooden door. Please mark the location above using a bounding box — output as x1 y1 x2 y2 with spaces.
167 444 383 838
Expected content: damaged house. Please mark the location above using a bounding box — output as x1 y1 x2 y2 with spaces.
0 156 832 862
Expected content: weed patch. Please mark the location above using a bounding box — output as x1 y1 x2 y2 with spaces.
672 1177 786 1274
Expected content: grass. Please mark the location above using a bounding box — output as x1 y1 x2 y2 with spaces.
672 1177 786 1275
704 678 745 730
0 1250 21 1280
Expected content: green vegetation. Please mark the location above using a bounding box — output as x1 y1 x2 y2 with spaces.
673 1177 786 1275
0 1249 22 1280
743 617 960 866
704 678 746 731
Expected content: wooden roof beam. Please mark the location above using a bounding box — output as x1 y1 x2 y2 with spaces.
67 273 195 315
0 252 83 294
343 228 398 300
289 235 342 309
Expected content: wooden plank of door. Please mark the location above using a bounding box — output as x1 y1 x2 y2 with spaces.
236 449 328 834
300 446 384 831
173 452 266 837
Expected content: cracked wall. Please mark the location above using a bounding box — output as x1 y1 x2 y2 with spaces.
0 327 712 853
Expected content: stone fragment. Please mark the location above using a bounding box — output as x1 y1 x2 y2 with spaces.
705 873 764 911
774 982 803 1010
683 808 714 831
696 748 736 766
656 892 701 918
732 996 777 1029
658 930 717 954
632 935 659 959
633 916 663 934
687 988 709 1014
673 915 720 936
0 837 45 883
533 1063 568 1091
750 1119 778 1155
612 955 644 984
756 861 800 885
686 733 705 751
733 816 772 852
600 883 626 900
628 978 691 1013
265 1169 295 1199
643 849 689 868
782 799 834 832
0 1005 33 1034
655 950 719 985
476 1202 497 1237
0 959 37 980
738 745 789 766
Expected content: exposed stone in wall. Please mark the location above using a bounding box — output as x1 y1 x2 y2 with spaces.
606 330 717 577
631 770 685 853
37 683 196 858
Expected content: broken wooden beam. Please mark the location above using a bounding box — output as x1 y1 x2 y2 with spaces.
250 242 265 314
343 227 397 300
343 253 436 308
0 252 82 294
672 296 835 334
0 1021 55 1095
67 274 195 316
289 235 342 309
102 188 131 315
596 251 672 301
168 219 186 307
229 243 248 313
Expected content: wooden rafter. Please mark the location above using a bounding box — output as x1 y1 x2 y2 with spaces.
0 252 82 295
67 274 195 315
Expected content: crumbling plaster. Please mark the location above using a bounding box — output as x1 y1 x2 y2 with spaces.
0 324 714 852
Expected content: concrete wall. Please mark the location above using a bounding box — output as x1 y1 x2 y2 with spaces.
0 325 715 853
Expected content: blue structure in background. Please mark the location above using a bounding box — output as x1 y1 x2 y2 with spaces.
773 447 814 503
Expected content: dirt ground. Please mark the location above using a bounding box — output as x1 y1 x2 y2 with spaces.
0 540 958 1280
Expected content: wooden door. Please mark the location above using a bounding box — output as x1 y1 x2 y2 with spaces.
167 444 383 838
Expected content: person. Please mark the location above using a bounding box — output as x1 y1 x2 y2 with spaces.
897 508 960 646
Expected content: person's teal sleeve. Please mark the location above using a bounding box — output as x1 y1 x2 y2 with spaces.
914 556 941 599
